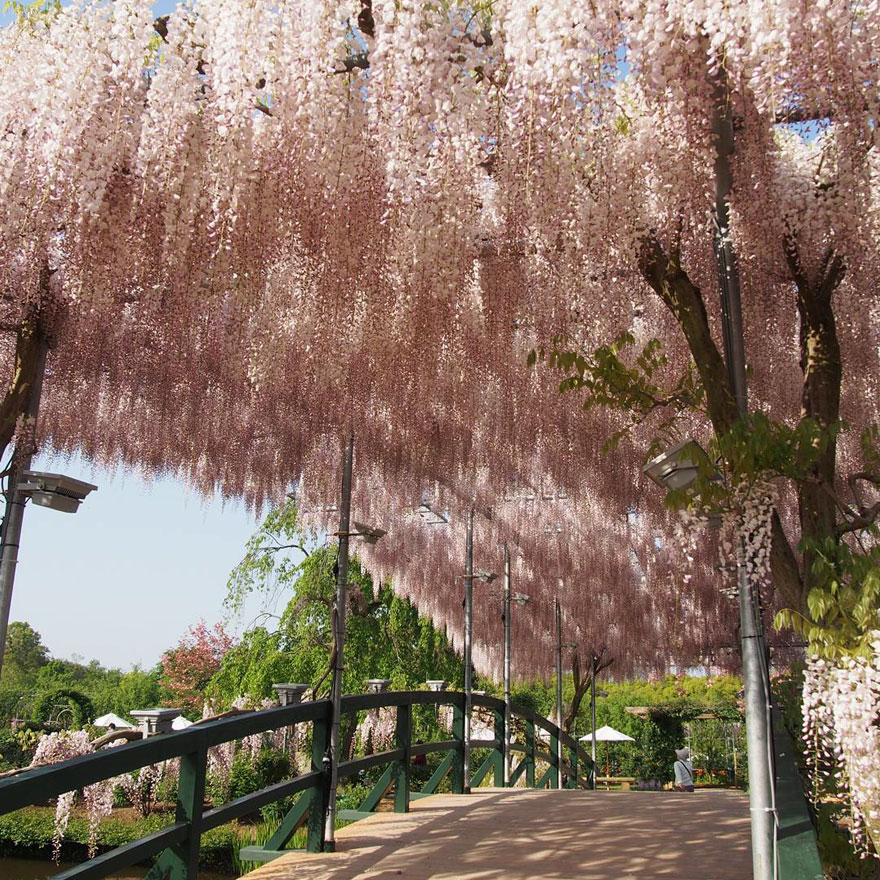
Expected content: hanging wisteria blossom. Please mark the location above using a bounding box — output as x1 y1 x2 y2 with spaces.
2 0 880 852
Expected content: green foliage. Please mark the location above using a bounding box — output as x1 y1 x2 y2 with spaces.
226 500 313 615
33 687 94 728
530 331 705 454
3 0 60 28
0 806 269 873
535 324 880 670
215 501 463 705
227 748 291 802
116 667 161 713
572 675 745 784
776 537 880 660
0 728 41 771
2 621 49 685
0 624 161 740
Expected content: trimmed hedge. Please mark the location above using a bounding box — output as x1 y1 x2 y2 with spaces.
0 807 251 872
33 690 94 729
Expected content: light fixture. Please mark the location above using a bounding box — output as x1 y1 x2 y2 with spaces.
473 568 496 583
642 439 716 492
416 503 449 525
17 471 98 514
337 521 386 544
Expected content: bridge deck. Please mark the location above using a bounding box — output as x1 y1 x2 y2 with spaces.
247 787 752 879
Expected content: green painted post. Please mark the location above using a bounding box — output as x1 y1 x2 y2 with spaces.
524 720 536 788
419 751 453 795
145 748 206 880
358 764 395 813
566 744 578 789
393 703 412 813
548 730 560 790
451 701 465 794
492 707 505 787
307 714 330 853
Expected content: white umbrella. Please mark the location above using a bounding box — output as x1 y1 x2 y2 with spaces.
579 725 635 743
93 712 134 729
172 716 194 730
579 725 635 777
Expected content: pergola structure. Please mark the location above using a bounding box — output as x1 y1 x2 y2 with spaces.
2 0 879 860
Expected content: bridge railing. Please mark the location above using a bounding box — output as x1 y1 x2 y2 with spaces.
0 690 594 880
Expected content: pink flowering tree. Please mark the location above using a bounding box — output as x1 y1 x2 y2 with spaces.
159 622 236 715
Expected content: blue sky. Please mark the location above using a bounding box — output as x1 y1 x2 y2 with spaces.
10 454 268 670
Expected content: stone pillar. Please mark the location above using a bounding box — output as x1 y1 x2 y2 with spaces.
273 683 310 706
130 708 181 737
364 679 391 694
426 680 449 691
273 683 310 763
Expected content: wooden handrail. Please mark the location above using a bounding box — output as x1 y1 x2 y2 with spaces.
0 689 595 880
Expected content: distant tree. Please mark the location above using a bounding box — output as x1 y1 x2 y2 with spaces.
159 622 236 715
2 621 49 684
215 545 463 704
114 667 161 715
218 501 463 707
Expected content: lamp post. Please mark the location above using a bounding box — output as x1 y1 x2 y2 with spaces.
503 544 512 786
555 596 563 788
460 508 495 794
714 100 776 880
587 679 610 789
0 467 97 681
553 595 575 789
464 507 474 794
324 433 385 850
643 419 774 871
500 545 528 786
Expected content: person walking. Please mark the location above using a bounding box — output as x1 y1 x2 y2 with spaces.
674 747 695 792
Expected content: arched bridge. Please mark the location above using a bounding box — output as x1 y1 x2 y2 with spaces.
0 691 822 880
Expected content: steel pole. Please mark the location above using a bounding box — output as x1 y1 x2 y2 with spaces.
590 657 598 790
463 507 474 793
555 595 563 789
324 432 354 849
714 100 775 880
503 544 511 786
0 339 48 682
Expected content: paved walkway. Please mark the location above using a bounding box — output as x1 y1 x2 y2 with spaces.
247 787 752 879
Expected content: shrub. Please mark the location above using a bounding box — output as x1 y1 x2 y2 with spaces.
33 689 94 729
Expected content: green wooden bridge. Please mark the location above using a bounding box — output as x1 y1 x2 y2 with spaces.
0 692 822 880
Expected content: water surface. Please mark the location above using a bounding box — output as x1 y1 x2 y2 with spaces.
0 857 232 880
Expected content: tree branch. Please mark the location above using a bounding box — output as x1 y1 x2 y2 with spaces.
637 236 738 436
836 502 880 537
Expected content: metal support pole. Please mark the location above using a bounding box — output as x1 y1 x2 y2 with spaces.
590 657 598 791
714 98 775 880
463 507 474 793
0 339 48 681
324 432 354 850
555 595 563 790
502 544 511 786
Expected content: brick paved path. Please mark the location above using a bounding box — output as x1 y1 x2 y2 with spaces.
247 787 752 880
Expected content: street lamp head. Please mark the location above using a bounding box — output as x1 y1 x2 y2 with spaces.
642 439 716 492
18 471 97 514
474 569 496 583
416 503 449 525
351 521 386 544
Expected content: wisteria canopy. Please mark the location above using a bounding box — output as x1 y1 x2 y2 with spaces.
1 0 878 689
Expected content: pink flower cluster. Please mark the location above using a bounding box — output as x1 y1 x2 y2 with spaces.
2 0 879 845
